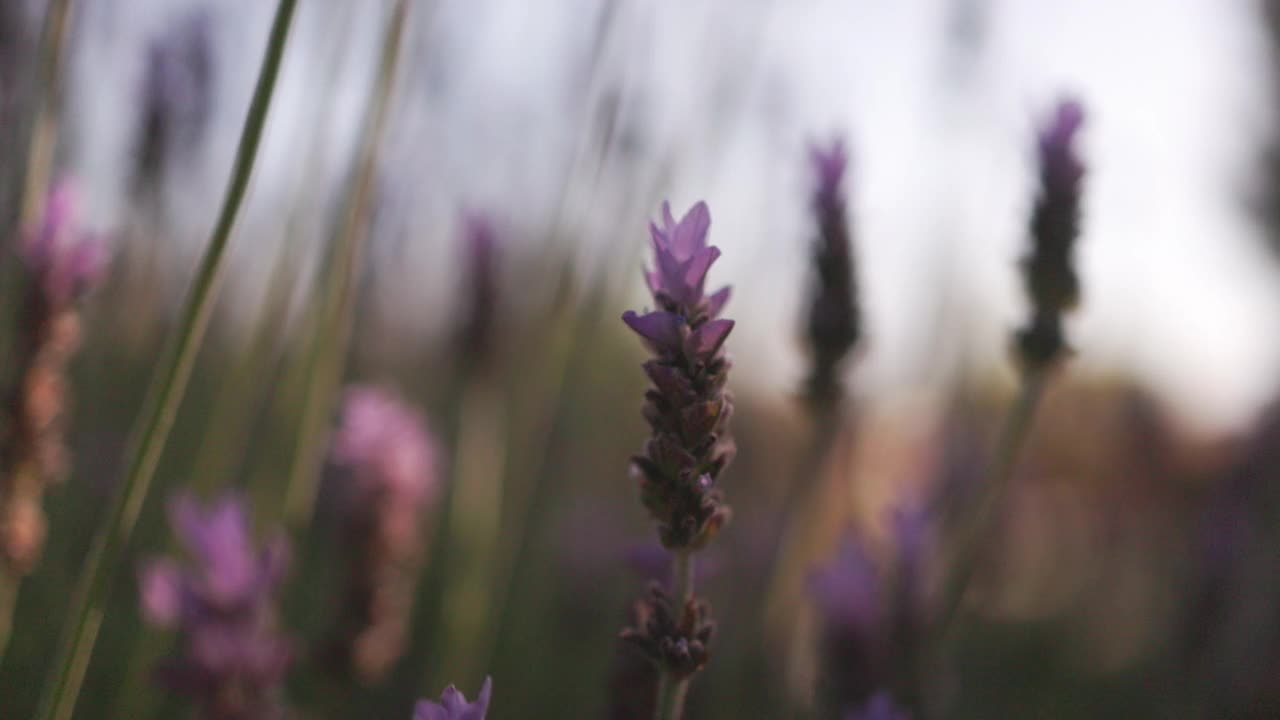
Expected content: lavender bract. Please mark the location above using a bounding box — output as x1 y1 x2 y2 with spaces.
414 677 492 720
325 385 439 682
0 181 105 573
804 138 861 407
1015 98 1086 372
138 493 292 720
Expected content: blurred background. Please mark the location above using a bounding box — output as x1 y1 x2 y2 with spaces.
2 0 1280 718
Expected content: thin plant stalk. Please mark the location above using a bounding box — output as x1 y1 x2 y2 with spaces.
32 2 299 718
655 552 694 720
282 0 409 530
932 369 1046 638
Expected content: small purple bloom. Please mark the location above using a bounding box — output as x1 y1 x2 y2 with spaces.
643 201 728 313
803 137 861 408
414 677 493 720
138 493 292 720
844 692 911 720
1037 99 1086 193
332 386 438 504
22 180 107 306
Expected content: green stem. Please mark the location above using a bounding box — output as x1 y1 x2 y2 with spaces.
654 552 694 720
282 0 408 530
932 370 1046 639
32 2 299 718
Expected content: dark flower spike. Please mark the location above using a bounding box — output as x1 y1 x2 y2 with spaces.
803 137 861 409
1015 97 1086 372
620 584 716 679
457 211 501 367
414 677 493 720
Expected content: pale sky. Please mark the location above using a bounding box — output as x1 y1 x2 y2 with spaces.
56 0 1280 432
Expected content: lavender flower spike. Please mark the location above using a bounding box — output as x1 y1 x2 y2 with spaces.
414 677 493 720
0 180 106 573
804 138 861 409
1015 98 1086 372
138 492 292 720
457 211 501 368
326 385 440 682
621 201 737 718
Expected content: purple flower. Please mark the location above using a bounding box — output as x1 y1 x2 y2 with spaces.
810 533 882 633
844 692 911 720
1016 97 1087 372
22 180 107 307
326 386 440 681
642 201 730 314
414 677 493 720
803 137 861 408
138 493 291 720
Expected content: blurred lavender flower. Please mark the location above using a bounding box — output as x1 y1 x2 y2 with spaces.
133 9 215 191
457 212 501 368
844 692 912 720
1015 98 1086 372
325 385 440 682
0 180 106 573
811 505 933 715
138 493 292 720
803 138 861 408
414 677 492 720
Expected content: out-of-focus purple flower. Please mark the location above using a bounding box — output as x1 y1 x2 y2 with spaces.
325 385 440 682
137 493 291 720
803 137 861 409
413 677 493 720
844 692 911 720
812 506 933 715
1016 97 1086 372
134 9 215 190
22 180 107 307
457 211 501 367
0 180 107 573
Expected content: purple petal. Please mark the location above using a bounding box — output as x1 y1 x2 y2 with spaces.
623 311 684 354
706 286 731 319
681 246 720 296
671 201 711 257
139 559 183 626
687 318 734 359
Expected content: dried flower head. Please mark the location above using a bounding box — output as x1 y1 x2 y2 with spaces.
1015 98 1086 372
138 493 292 720
620 584 716 680
414 677 493 720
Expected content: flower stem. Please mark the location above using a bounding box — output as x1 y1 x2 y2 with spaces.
282 0 408 530
655 551 694 720
32 2 299 718
932 369 1046 638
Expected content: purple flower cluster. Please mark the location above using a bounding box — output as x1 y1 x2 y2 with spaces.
0 181 105 573
414 677 492 720
804 139 861 407
811 506 931 715
326 385 440 682
1015 98 1086 372
621 201 735 551
138 493 292 720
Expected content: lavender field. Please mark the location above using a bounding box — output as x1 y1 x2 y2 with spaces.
1 1 1280 718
